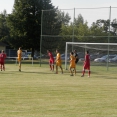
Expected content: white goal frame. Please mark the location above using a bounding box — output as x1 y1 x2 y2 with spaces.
65 42 117 70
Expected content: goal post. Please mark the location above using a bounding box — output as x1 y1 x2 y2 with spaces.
65 42 117 70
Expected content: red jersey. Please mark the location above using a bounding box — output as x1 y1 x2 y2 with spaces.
85 54 90 64
84 54 90 70
48 52 54 60
0 53 7 62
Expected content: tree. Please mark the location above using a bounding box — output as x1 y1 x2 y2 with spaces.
7 0 57 57
41 9 71 52
74 14 84 27
88 20 114 43
0 10 10 42
59 14 90 51
111 19 117 35
96 19 110 33
57 10 71 26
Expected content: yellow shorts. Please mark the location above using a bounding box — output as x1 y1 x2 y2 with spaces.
17 57 21 62
56 61 61 66
70 64 76 68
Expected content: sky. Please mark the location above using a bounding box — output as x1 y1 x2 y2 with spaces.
0 0 117 26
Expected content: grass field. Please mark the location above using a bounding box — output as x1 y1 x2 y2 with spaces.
0 62 117 117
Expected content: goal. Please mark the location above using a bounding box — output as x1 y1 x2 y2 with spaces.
65 42 117 70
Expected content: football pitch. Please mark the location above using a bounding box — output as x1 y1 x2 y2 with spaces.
0 62 117 117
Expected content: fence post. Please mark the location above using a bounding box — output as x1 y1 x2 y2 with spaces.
72 8 75 51
40 10 43 67
107 6 111 71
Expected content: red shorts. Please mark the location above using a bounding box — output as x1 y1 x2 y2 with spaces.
84 63 90 70
49 59 54 64
0 61 4 65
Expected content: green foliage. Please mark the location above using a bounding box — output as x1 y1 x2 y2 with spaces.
41 10 70 52
57 10 71 25
7 0 57 56
74 14 84 26
7 0 41 50
0 10 10 42
60 15 117 45
1 4 117 54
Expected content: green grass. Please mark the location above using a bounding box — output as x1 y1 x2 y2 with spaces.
0 63 117 117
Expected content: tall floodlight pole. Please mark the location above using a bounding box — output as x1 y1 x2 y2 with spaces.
40 10 43 67
72 8 75 51
107 6 111 71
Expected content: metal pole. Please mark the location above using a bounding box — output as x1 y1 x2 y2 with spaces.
107 6 111 71
40 10 43 67
72 8 75 51
65 42 68 70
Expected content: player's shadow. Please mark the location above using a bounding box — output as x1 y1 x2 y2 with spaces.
94 75 117 79
0 71 16 74
21 71 54 74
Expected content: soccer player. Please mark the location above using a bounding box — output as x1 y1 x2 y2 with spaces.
0 50 7 71
73 49 79 64
47 50 54 71
17 47 22 72
55 49 63 74
81 50 90 77
69 52 76 76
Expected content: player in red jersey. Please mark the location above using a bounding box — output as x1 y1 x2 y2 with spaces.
0 50 7 71
81 50 90 77
47 50 54 71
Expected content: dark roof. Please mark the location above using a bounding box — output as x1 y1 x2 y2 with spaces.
0 42 7 46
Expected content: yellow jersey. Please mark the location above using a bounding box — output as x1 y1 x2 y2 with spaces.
17 50 22 61
56 52 61 66
70 55 76 68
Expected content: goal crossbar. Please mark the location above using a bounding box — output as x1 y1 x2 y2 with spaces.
66 42 117 45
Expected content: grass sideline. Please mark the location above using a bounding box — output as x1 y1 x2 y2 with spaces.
0 63 117 117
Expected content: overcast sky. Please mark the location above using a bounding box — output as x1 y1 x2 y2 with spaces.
0 0 117 26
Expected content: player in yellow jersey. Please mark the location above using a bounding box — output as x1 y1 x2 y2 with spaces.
55 49 63 74
17 47 22 71
69 52 76 76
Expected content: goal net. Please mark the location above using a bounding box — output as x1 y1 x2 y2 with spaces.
40 7 117 67
41 7 117 50
65 42 117 71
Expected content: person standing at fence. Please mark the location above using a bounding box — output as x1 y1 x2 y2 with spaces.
0 50 7 71
55 49 63 74
81 50 90 77
47 50 54 71
69 52 76 76
17 47 22 72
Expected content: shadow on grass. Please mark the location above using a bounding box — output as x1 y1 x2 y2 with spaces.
94 75 117 79
21 71 55 74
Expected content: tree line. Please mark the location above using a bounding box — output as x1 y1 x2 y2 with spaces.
0 0 117 56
